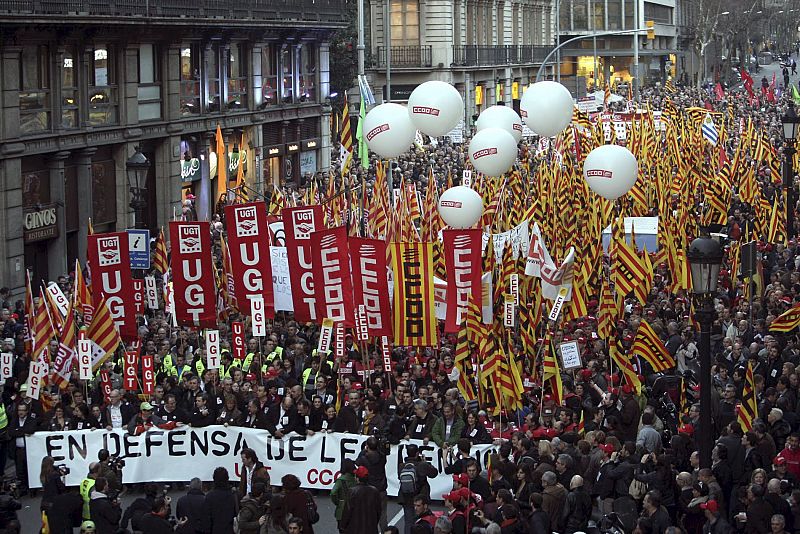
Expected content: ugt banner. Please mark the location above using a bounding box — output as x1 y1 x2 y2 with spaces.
225 202 274 317
26 427 495 498
87 232 137 341
169 221 217 328
282 205 323 323
390 242 438 347
442 229 483 333
350 237 392 337
311 226 355 327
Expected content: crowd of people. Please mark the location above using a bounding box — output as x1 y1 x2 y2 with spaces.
3 64 800 534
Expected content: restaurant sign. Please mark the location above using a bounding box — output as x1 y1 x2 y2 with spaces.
23 203 58 243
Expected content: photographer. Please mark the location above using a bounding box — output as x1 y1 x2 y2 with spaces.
137 495 191 534
97 450 122 494
89 477 122 534
39 456 67 514
356 436 389 529
0 484 21 534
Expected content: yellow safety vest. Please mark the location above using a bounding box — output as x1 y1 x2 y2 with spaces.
170 365 191 380
79 478 95 519
0 404 9 430
302 368 318 389
242 353 255 373
194 359 205 377
163 354 174 370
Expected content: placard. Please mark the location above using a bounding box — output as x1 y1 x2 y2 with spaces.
251 297 266 337
231 322 246 360
548 287 569 321
45 282 70 317
462 170 472 187
355 305 369 342
559 340 582 369
132 279 144 315
78 333 92 380
27 359 46 400
144 276 158 309
0 353 12 380
503 295 515 328
381 335 392 372
317 318 334 354
206 329 220 369
141 354 154 395
123 351 139 391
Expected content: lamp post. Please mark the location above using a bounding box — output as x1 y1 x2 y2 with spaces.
687 235 723 469
782 105 800 239
126 147 150 230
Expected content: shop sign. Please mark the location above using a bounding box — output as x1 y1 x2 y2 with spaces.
286 143 300 154
266 144 284 157
23 203 58 243
301 139 319 151
181 158 201 182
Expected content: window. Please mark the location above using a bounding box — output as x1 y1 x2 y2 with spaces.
299 44 316 102
593 0 605 30
644 3 672 24
280 47 294 103
466 1 476 45
88 44 118 126
573 0 588 30
180 44 201 116
138 44 161 121
206 44 221 112
19 45 50 134
261 46 278 107
625 0 634 30
608 0 622 29
512 5 519 45
61 47 78 128
91 150 116 226
390 0 419 47
227 43 247 110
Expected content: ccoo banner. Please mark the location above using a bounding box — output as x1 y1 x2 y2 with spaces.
26 428 495 497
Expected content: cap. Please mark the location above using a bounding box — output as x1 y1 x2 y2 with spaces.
678 424 694 436
19 384 27 392
774 456 787 466
442 491 462 503
354 465 369 479
453 473 469 486
598 443 615 454
2 338 13 345
700 500 718 513
140 401 154 411
81 520 96 531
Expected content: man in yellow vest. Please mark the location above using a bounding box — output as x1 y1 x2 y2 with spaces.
79 462 102 520
0 400 8 477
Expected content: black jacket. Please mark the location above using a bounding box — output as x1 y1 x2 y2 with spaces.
265 404 300 436
528 509 551 534
120 495 154 530
237 495 267 534
356 448 388 492
89 496 122 534
189 407 216 428
46 492 83 534
176 488 209 534
341 483 382 534
334 405 362 434
205 487 238 534
399 457 438 505
137 512 183 534
468 474 493 502
564 487 592 533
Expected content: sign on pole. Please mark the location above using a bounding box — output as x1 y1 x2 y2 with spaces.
128 229 151 270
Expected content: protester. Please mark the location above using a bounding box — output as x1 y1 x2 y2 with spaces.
340 465 381 534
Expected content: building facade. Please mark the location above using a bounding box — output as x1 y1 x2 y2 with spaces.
366 0 555 128
0 0 346 294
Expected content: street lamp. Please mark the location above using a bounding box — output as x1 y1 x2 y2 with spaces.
687 235 723 469
782 105 800 239
126 147 150 229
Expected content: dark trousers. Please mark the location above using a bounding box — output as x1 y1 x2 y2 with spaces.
14 446 27 489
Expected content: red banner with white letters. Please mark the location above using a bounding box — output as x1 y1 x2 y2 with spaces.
225 202 274 317
350 237 392 337
124 350 139 391
442 229 483 333
231 321 246 360
282 205 323 323
87 232 137 341
310 226 355 326
169 221 217 328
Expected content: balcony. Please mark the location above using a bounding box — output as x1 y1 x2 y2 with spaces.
371 46 433 68
0 0 347 24
452 45 552 66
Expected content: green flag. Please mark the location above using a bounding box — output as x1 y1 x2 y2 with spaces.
792 84 800 106
356 98 369 169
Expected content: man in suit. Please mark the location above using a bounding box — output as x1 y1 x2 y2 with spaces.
264 395 299 438
335 390 363 434
103 389 135 431
9 402 36 492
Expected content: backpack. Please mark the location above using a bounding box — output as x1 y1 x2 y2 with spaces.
304 489 320 524
399 462 419 495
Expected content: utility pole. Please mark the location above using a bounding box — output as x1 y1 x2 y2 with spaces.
357 0 365 76
633 0 640 97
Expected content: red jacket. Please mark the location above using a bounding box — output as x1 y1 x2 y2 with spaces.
779 446 800 480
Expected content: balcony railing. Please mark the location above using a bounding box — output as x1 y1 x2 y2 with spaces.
452 45 552 66
371 46 433 68
0 0 347 23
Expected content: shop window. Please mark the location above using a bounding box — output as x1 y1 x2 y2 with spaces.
180 44 201 116
61 47 79 129
227 43 248 110
206 44 221 112
19 45 50 134
261 46 278 107
137 44 162 121
88 44 118 126
299 44 316 103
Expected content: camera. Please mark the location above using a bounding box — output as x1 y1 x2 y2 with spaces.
56 464 70 476
107 454 126 471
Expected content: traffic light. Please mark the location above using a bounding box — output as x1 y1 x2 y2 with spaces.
646 20 655 40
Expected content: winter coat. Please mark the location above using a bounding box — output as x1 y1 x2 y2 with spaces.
340 483 382 534
330 473 357 521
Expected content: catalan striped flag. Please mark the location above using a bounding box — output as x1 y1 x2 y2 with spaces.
665 78 677 94
632 320 675 372
597 280 617 340
454 326 476 402
73 260 94 325
613 236 648 298
51 301 77 390
87 294 123 371
390 242 438 347
542 334 563 405
609 341 642 394
737 360 757 432
770 304 800 332
577 409 585 436
153 227 168 275
604 82 611 108
33 289 58 363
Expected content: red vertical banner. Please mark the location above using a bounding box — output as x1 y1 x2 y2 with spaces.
141 354 154 395
99 369 112 402
132 279 144 316
225 202 274 317
381 336 393 372
169 221 217 327
123 351 139 391
87 232 137 341
282 205 323 322
442 229 483 333
350 237 392 337
311 226 355 327
231 321 246 360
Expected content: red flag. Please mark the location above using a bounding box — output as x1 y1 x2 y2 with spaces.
311 226 355 326
741 68 754 97
442 229 483 333
350 237 392 337
714 82 724 101
225 201 274 317
169 221 217 327
87 232 137 342
282 205 324 322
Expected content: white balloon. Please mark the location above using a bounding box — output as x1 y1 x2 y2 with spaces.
476 105 523 143
407 81 464 137
519 81 574 138
363 103 416 159
468 128 518 177
583 144 639 200
438 186 483 228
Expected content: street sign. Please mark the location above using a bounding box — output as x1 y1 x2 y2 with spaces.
127 229 151 270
